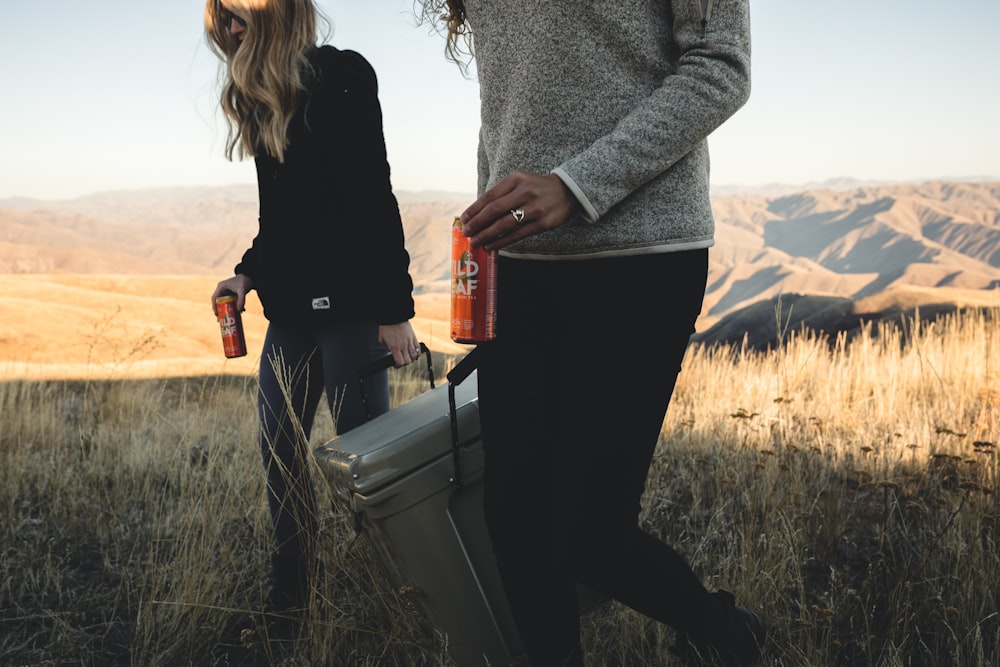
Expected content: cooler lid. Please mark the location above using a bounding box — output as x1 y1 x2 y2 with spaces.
314 372 481 496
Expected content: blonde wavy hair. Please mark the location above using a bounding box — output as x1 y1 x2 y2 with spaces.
204 0 326 162
416 0 472 65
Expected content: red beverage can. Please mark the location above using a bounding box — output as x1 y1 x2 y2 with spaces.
215 295 247 358
451 217 498 343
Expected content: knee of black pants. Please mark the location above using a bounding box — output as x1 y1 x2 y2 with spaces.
484 487 557 554
564 510 633 572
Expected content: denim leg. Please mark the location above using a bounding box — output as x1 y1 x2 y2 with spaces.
257 323 326 604
256 320 388 606
312 320 389 435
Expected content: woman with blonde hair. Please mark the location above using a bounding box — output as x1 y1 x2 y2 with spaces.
419 0 764 664
205 0 420 632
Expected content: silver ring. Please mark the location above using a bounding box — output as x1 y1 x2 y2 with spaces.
410 347 421 354
510 208 526 226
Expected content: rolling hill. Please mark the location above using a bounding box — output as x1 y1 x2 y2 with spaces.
2 180 999 375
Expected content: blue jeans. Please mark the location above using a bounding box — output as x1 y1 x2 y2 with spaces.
256 320 389 604
479 250 720 665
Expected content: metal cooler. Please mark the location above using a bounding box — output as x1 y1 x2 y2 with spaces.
313 367 523 666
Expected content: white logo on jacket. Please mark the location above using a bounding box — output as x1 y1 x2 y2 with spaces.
312 297 331 310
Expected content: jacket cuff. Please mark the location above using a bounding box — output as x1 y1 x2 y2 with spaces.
551 167 600 224
375 308 415 327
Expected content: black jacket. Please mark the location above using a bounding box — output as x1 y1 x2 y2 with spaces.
235 46 415 326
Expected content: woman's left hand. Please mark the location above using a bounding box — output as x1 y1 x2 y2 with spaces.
379 321 421 367
460 172 580 251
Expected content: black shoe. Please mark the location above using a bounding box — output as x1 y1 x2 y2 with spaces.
712 590 766 666
670 591 766 667
260 606 306 641
226 579 308 643
228 600 305 645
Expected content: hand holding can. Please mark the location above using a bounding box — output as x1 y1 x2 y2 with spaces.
451 217 498 344
215 294 248 358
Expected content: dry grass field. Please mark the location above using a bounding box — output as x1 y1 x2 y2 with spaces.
1 281 998 665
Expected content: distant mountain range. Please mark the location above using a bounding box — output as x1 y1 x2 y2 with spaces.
699 180 1000 346
3 180 999 347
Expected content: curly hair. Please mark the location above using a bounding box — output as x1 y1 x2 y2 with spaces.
415 0 473 65
204 0 327 162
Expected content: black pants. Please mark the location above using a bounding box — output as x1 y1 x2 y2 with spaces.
478 250 719 665
257 320 389 605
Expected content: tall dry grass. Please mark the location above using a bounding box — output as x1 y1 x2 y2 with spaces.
1 309 997 666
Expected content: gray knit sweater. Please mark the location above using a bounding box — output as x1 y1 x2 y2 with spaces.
464 0 751 260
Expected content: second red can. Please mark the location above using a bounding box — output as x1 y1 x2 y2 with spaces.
450 217 498 344
215 294 248 358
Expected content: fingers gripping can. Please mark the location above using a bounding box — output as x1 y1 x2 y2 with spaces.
215 295 248 358
451 217 498 343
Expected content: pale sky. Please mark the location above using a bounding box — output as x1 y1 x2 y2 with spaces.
1 1 998 201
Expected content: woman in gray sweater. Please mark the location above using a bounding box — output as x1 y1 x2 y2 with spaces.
422 0 762 664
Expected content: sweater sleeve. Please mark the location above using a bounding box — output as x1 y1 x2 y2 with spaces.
477 127 490 197
233 220 260 285
316 49 415 324
554 0 751 223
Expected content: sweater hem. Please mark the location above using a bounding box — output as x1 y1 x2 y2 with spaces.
499 238 713 261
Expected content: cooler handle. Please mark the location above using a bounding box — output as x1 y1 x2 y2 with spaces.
446 346 479 386
358 342 435 422
447 347 480 493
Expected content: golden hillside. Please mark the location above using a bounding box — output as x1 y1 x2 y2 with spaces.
3 181 1000 376
0 275 463 380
